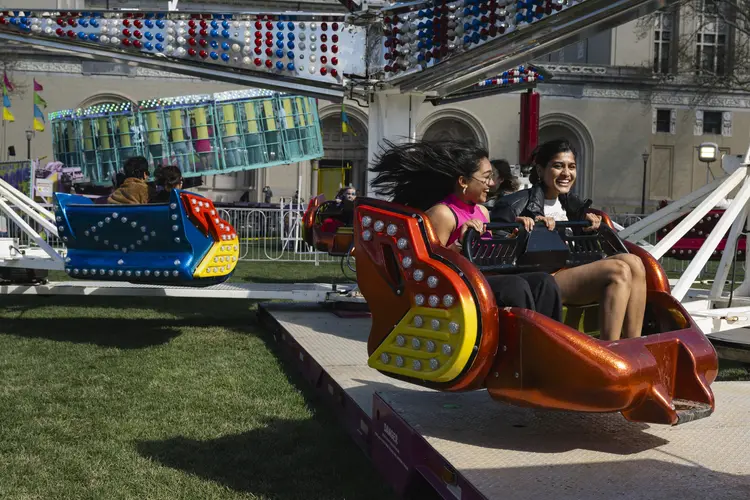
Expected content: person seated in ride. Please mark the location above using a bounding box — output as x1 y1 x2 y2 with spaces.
337 186 357 204
485 159 519 208
369 139 563 322
107 156 150 205
490 139 647 341
150 165 183 203
321 187 357 233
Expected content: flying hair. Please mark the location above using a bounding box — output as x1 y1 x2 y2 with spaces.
369 139 489 212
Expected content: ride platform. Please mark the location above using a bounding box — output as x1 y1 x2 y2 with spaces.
258 302 750 500
0 281 345 301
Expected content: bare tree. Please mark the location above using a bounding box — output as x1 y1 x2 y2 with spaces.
637 0 750 101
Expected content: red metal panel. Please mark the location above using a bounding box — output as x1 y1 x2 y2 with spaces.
519 90 540 165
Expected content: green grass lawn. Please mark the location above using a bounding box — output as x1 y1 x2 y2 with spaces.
1 261 748 499
0 262 391 500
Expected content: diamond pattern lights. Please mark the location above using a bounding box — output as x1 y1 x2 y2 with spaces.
382 0 575 77
0 11 366 84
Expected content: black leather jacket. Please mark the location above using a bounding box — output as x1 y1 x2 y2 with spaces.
490 184 592 223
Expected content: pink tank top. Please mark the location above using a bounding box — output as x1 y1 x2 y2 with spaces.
440 193 490 247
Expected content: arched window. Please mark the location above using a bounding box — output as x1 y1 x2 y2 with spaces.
422 117 479 143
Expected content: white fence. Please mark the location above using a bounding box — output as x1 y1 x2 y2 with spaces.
219 206 338 263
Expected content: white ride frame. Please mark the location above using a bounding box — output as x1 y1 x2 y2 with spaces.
619 142 750 335
0 177 64 271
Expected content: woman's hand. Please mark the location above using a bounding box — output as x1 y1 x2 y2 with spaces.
451 219 485 252
459 219 486 239
584 213 602 232
535 215 555 231
515 216 535 232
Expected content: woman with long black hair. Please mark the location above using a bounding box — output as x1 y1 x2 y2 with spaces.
369 139 562 321
490 139 647 340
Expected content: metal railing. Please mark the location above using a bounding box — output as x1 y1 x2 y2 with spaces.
219 206 338 263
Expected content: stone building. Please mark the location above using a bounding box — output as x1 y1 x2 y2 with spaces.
1 0 747 212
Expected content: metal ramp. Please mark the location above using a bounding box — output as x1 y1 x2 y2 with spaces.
259 303 750 500
0 281 348 301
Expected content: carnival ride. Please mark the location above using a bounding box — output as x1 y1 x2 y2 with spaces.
56 189 239 286
50 90 323 186
1 1 749 498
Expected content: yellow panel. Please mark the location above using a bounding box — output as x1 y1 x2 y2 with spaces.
193 237 240 278
244 102 259 133
144 112 162 143
222 104 238 136
83 120 94 150
193 107 209 140
118 116 132 147
295 98 307 127
169 109 184 141
282 98 295 129
318 168 344 200
97 118 111 149
368 299 479 383
263 100 277 131
65 122 74 150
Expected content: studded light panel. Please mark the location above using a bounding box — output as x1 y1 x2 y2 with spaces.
381 0 579 79
193 237 240 278
357 205 481 384
0 10 366 84
368 305 478 383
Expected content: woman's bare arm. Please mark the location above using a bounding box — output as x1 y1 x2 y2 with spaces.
425 204 457 248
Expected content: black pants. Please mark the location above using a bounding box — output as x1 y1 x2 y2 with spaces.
485 272 562 322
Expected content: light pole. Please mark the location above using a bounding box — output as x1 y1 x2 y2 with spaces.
25 129 34 160
698 142 719 184
641 150 650 215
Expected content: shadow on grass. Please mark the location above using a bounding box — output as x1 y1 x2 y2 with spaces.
136 416 393 500
0 317 183 349
0 295 257 319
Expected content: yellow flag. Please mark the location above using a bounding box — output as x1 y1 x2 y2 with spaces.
33 118 45 132
2 107 14 122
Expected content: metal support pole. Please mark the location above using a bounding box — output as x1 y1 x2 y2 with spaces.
519 89 540 165
641 157 648 214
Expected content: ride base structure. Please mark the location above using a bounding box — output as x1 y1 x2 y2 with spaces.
259 303 749 500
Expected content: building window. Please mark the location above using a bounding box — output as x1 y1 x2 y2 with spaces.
695 0 728 76
653 12 673 74
655 109 672 133
703 111 723 135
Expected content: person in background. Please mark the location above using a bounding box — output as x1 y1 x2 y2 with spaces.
485 159 519 209
150 165 183 203
335 186 357 204
108 156 150 205
262 185 273 204
491 159 520 197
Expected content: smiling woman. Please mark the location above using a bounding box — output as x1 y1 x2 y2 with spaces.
490 139 649 342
